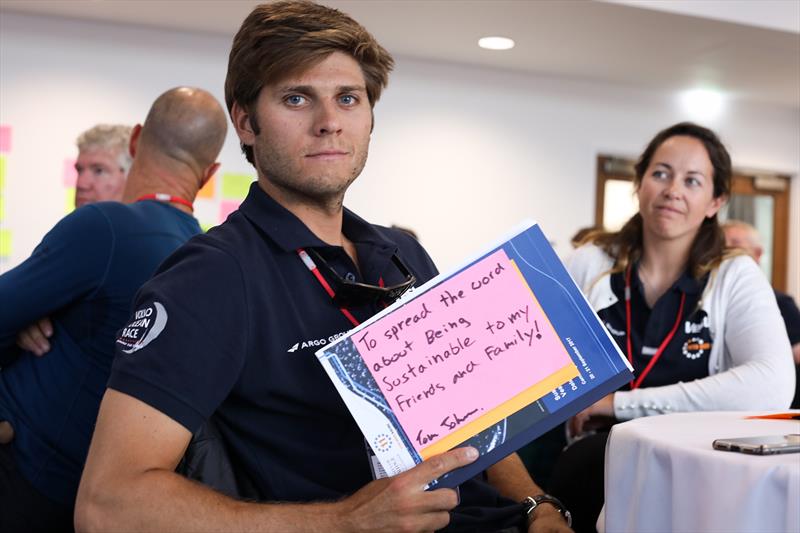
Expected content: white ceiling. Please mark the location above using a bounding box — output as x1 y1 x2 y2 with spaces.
2 0 799 108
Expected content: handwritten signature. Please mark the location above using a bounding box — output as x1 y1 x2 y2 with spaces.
414 408 482 446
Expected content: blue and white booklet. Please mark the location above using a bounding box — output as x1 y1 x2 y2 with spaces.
316 221 633 487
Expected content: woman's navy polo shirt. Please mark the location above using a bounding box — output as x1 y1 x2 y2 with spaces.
599 265 712 389
109 183 511 508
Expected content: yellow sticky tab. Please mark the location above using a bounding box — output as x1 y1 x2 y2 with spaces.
221 173 254 199
65 187 75 213
197 173 216 199
0 229 11 257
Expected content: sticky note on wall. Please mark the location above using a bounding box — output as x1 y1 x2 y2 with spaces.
0 229 11 257
63 159 77 187
197 173 216 199
0 125 11 154
65 188 75 213
219 200 240 223
221 173 253 199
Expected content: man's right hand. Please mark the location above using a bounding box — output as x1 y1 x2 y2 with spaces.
16 317 53 356
335 447 479 533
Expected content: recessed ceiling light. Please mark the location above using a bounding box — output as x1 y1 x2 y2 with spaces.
678 89 725 121
478 36 515 50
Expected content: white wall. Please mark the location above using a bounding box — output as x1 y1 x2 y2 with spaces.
1 12 798 298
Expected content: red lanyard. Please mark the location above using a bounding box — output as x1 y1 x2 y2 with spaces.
297 248 384 328
625 265 686 390
136 193 194 212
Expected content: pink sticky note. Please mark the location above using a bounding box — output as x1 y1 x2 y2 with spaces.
218 200 240 223
354 249 573 453
63 158 77 187
0 126 11 153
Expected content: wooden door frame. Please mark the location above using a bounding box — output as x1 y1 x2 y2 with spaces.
728 175 790 291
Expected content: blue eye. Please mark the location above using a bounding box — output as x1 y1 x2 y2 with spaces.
285 95 306 106
339 94 357 105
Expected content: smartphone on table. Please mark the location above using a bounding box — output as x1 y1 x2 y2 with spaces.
712 434 800 455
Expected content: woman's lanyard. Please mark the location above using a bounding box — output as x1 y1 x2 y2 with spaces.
136 193 194 212
297 248 384 327
625 264 686 390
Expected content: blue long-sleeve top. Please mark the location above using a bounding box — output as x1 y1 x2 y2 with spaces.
0 200 200 506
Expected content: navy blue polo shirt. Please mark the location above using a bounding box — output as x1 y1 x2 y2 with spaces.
109 184 513 510
598 265 712 389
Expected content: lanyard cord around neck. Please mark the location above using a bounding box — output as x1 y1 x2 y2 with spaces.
136 193 194 212
625 264 686 390
297 248 385 328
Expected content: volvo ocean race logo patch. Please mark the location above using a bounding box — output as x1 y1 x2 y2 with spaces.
117 302 168 354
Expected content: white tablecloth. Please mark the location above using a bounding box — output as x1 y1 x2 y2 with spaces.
603 411 800 533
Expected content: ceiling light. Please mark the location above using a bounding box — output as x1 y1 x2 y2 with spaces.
678 89 725 122
478 36 515 50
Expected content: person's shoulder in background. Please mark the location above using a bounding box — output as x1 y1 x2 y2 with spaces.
774 290 800 345
564 243 613 291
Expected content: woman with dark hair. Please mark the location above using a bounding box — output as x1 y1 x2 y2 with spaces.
547 122 794 532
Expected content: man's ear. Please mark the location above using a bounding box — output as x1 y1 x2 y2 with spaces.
231 101 256 147
129 124 143 157
200 162 221 189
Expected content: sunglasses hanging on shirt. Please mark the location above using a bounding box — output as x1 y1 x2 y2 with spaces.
298 247 416 308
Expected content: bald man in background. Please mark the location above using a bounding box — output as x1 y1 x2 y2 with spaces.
0 87 227 532
723 220 800 408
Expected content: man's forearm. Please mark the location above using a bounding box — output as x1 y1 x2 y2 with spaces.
486 453 543 501
75 468 344 533
486 454 572 531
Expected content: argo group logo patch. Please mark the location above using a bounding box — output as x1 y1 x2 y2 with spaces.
116 301 168 354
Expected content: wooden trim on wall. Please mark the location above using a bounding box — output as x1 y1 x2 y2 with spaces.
596 155 636 229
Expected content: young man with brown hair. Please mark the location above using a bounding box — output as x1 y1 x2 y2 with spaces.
76 4 571 532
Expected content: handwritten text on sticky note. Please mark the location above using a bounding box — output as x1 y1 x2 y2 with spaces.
353 249 572 453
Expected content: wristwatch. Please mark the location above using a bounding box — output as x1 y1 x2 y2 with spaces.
522 494 572 527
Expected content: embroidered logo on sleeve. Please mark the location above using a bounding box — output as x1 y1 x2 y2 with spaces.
116 302 168 354
682 336 712 360
286 330 348 353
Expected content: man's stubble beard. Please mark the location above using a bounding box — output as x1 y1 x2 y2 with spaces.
255 141 370 213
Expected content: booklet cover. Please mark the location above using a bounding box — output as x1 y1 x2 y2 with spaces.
315 221 633 488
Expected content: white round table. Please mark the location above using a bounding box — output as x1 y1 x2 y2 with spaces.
603 411 800 533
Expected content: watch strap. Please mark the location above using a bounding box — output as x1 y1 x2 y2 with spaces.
523 494 573 527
